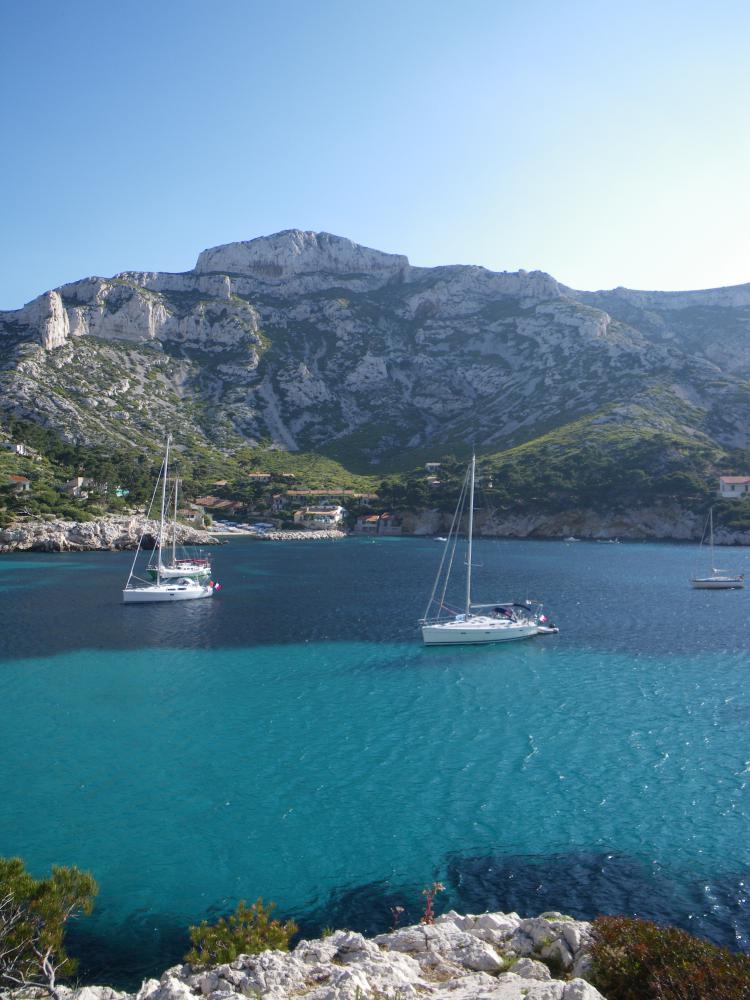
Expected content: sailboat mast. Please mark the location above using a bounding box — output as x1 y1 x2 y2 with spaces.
172 476 179 563
466 453 475 615
709 505 715 570
158 435 171 585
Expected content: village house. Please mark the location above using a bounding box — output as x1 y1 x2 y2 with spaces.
194 495 246 516
718 476 750 499
246 472 271 483
293 505 345 528
285 489 376 505
178 504 206 527
6 474 31 493
354 512 402 535
426 477 441 488
354 513 380 534
270 493 287 511
62 476 95 498
3 442 40 460
425 462 442 473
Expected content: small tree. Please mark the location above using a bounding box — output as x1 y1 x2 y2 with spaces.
0 857 98 999
185 899 297 968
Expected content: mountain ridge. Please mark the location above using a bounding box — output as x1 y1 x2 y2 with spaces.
2 230 750 511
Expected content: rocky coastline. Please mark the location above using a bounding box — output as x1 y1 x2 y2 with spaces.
399 504 750 544
57 910 603 1000
0 516 217 554
2 504 748 554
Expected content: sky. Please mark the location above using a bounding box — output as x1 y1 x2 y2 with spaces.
1 0 749 308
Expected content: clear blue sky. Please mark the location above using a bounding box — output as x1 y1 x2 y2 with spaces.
2 0 749 308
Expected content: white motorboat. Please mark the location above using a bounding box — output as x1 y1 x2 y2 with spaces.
690 507 744 589
123 436 218 603
420 454 555 645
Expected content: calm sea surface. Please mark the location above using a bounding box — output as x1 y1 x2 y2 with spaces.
2 536 750 985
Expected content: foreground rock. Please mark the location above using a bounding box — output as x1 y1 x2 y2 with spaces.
0 516 216 553
57 911 603 1000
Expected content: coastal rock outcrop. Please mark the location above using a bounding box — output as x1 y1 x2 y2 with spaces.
0 516 216 553
58 911 603 1000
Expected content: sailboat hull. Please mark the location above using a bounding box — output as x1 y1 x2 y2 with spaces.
123 583 215 603
690 577 744 589
422 617 538 645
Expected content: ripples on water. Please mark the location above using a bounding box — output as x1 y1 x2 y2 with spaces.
2 538 750 985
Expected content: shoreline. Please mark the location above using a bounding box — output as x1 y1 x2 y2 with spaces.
2 508 750 553
55 910 602 1000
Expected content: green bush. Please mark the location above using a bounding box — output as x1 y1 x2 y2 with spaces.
590 915 750 1000
185 899 298 968
0 856 97 993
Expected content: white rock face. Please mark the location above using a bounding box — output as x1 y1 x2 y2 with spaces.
20 289 70 349
65 912 603 1000
0 516 216 553
194 230 409 282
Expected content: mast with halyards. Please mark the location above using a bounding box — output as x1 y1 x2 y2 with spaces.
157 433 171 586
465 452 475 617
172 474 179 567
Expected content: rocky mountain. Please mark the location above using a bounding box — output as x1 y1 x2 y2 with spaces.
2 230 750 485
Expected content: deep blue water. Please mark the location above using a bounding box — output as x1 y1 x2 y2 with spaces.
2 536 750 986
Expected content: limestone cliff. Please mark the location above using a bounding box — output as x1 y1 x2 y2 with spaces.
2 230 750 473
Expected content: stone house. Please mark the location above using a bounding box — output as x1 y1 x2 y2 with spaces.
62 476 94 498
718 476 750 499
6 474 31 493
354 512 402 535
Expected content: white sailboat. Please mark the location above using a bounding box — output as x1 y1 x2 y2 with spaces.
146 476 211 581
123 436 217 603
420 454 555 644
690 506 744 590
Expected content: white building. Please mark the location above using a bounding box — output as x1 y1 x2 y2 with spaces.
293 505 345 528
718 476 750 499
3 442 39 459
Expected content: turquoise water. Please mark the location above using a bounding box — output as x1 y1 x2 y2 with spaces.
2 537 750 984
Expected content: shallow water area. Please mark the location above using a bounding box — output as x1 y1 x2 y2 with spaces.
2 537 750 986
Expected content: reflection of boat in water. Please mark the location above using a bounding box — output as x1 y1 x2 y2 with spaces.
690 507 744 590
123 436 217 604
420 454 557 645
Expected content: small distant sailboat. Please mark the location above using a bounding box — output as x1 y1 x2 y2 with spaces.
123 436 217 603
420 454 555 644
690 506 744 590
